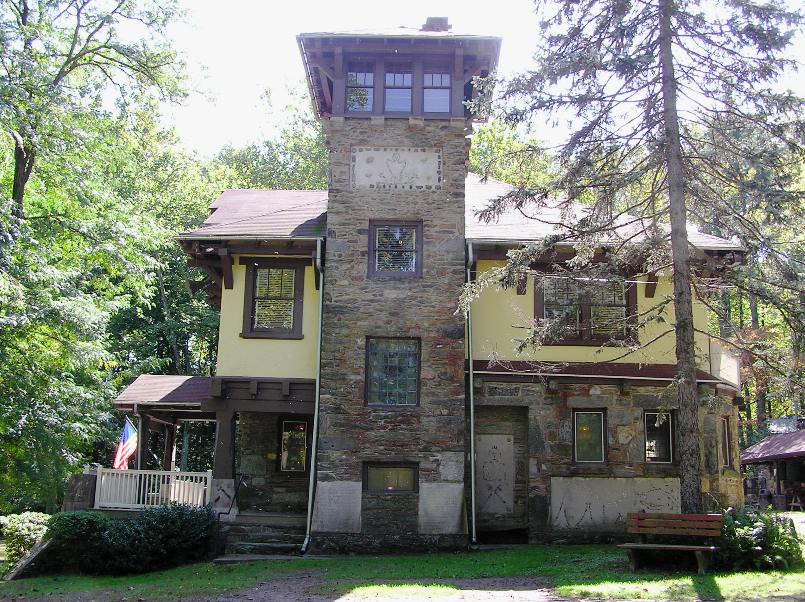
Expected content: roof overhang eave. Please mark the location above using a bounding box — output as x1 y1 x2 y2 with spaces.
177 234 325 242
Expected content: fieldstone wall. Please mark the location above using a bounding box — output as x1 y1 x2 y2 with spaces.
312 118 469 550
474 379 742 541
236 413 309 513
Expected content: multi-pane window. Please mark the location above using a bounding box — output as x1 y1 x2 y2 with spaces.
645 412 673 463
721 417 732 467
365 337 420 406
423 70 450 113
539 276 630 342
574 410 605 462
365 463 418 493
346 63 374 112
280 420 307 472
368 221 422 278
241 260 304 338
384 64 412 112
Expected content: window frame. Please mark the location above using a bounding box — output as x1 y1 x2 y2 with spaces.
368 220 423 279
721 416 733 468
573 409 607 464
364 336 421 408
240 257 306 339
277 417 310 474
363 462 419 494
534 274 637 345
345 61 375 114
423 65 451 115
644 411 674 464
383 61 413 114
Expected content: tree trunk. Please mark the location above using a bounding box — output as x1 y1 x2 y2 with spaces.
11 132 35 217
659 0 703 513
156 265 184 375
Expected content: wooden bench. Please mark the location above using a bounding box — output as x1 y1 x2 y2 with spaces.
617 512 723 575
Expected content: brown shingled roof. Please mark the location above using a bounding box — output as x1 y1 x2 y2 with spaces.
741 430 805 464
180 175 741 251
114 375 212 406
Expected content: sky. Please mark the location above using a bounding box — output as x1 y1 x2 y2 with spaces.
163 0 542 156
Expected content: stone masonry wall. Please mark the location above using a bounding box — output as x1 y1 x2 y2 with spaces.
312 118 469 550
474 380 742 542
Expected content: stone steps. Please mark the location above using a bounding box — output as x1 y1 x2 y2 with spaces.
221 513 307 557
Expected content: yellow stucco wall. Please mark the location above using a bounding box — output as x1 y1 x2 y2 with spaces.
470 260 711 369
216 256 319 379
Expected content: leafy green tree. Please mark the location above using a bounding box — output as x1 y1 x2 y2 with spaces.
469 0 803 512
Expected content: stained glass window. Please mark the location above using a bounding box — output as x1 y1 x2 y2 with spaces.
590 280 627 337
366 338 419 406
541 277 628 340
369 222 422 278
280 420 307 472
574 411 604 462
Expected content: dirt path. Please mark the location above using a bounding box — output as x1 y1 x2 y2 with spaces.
190 574 558 601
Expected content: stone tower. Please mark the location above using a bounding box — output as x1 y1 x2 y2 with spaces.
298 18 500 550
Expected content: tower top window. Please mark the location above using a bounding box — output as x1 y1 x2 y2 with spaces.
347 63 374 112
384 63 412 113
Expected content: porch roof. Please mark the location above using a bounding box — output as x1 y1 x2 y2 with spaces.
741 430 805 464
114 375 213 417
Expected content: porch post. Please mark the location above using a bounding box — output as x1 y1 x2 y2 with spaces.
134 404 145 470
213 410 235 479
163 423 177 471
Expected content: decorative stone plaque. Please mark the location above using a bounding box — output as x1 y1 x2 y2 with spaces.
350 147 443 190
476 434 515 514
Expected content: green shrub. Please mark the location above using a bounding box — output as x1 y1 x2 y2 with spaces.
45 505 215 575
0 512 50 564
719 507 803 570
46 511 111 571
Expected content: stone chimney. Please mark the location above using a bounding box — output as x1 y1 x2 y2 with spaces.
421 17 451 32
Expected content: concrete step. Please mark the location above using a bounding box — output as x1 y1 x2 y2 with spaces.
225 532 305 545
228 512 306 527
223 524 305 537
224 541 301 556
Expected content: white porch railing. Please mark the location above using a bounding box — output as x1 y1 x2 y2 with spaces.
93 468 213 510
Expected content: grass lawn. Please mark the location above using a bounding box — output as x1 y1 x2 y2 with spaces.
1 544 804 601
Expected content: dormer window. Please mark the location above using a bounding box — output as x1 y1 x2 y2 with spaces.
346 63 374 112
424 68 450 113
384 63 412 112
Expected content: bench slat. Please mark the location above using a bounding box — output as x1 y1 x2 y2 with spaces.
626 512 722 521
618 543 719 552
628 518 723 529
627 526 721 537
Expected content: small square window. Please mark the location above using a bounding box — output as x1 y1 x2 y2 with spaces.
280 420 307 472
645 412 673 463
574 411 605 462
365 463 418 493
368 221 423 279
365 337 420 406
721 417 732 468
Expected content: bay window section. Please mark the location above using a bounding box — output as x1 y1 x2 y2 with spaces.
423 69 450 113
384 63 412 112
574 410 605 463
346 63 374 112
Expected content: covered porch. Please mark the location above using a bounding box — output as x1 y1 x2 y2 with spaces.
105 374 315 519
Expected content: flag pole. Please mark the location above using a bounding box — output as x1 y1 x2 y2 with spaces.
134 403 143 470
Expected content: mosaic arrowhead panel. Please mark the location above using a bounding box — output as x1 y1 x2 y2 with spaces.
350 147 443 190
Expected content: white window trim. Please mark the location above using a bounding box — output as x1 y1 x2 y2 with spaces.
644 411 674 464
574 410 605 463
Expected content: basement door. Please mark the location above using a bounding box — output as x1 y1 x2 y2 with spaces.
475 406 528 533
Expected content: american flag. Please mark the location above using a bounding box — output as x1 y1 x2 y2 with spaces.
113 417 138 470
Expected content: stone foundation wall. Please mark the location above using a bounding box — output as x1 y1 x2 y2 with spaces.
474 379 742 541
313 118 469 549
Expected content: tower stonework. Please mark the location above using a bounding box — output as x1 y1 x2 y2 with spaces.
312 119 471 550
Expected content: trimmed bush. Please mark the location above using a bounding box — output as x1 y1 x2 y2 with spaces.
45 505 215 575
0 512 50 564
719 507 803 570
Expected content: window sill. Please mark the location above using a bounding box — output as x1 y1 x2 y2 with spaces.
364 403 420 410
240 332 304 340
543 338 632 347
368 273 422 280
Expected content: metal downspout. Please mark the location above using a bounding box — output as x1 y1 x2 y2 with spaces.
466 242 478 546
301 238 325 554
